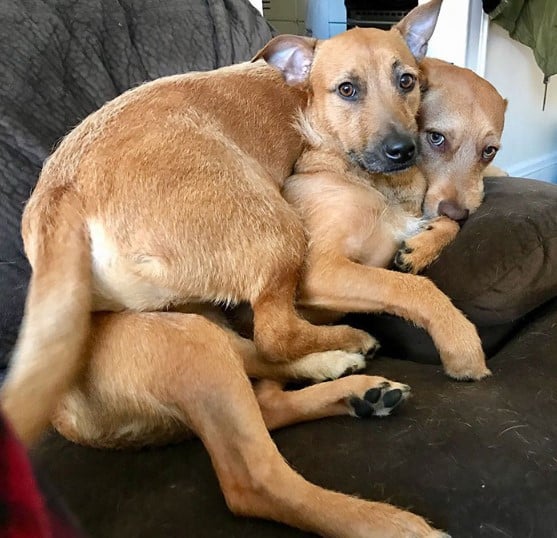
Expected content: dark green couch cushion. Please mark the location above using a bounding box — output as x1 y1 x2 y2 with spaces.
348 177 557 362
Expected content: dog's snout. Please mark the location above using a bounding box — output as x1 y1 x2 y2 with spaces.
438 200 470 222
383 134 416 165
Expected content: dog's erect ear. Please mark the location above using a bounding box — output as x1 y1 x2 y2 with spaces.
394 0 443 62
252 35 317 86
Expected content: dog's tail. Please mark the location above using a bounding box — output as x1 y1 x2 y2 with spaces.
1 187 91 446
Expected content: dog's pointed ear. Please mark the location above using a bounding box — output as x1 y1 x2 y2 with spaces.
252 35 317 86
394 0 443 62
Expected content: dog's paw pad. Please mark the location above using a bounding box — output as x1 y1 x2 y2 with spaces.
348 381 410 418
394 243 414 273
363 387 382 403
382 388 403 408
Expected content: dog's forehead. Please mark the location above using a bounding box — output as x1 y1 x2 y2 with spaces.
423 60 506 134
315 27 416 74
422 95 503 144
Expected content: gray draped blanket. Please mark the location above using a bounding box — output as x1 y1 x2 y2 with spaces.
0 0 273 366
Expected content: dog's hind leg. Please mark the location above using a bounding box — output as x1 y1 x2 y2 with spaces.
54 311 445 538
253 376 411 430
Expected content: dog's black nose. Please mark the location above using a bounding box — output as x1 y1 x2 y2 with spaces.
438 200 470 222
383 134 416 165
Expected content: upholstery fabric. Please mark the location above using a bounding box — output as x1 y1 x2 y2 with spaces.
32 298 557 538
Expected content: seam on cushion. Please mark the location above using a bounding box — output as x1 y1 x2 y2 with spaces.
458 226 557 306
467 234 557 318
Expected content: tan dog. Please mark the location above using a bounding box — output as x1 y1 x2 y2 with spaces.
418 59 508 221
5 3 459 537
50 54 506 537
4 13 460 447
284 60 505 380
392 58 507 272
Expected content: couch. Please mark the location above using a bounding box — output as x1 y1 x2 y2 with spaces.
2 1 556 536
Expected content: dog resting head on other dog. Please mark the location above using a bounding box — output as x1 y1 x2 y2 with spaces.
418 58 507 221
254 0 443 176
391 59 507 274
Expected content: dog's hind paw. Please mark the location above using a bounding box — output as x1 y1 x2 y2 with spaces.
347 379 411 418
288 350 370 382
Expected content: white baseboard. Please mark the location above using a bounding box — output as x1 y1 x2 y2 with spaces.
505 151 557 183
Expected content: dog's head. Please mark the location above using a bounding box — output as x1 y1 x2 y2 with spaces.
418 58 507 220
253 0 442 174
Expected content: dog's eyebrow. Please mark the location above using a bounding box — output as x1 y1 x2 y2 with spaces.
392 60 416 75
331 72 366 94
343 70 363 85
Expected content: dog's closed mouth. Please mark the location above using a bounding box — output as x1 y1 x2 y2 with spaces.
349 150 416 174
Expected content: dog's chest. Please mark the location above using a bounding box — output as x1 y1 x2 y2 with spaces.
351 207 423 268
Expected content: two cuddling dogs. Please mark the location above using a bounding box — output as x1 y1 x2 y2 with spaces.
2 0 506 536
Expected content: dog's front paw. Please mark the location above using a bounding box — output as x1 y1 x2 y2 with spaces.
394 227 439 274
444 358 492 381
441 340 491 381
394 237 436 274
394 241 418 273
347 378 411 417
394 217 460 274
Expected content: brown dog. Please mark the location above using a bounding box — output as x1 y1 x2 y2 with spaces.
6 13 464 447
392 58 507 272
51 53 506 536
284 57 506 380
5 2 457 537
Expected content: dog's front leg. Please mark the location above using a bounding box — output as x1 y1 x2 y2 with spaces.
299 255 490 380
394 216 460 274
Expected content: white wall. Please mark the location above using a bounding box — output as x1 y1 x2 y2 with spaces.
423 0 557 182
421 0 471 68
484 24 557 182
249 0 262 13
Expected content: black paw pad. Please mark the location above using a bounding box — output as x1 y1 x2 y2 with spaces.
394 250 412 273
364 387 381 403
349 397 373 418
382 389 403 408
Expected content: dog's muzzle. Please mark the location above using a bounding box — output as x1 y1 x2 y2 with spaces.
350 131 418 174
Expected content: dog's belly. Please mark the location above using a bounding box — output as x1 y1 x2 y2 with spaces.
89 219 182 312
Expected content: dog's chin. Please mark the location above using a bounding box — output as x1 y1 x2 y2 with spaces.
349 151 416 174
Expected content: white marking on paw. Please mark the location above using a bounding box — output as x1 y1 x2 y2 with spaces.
286 351 366 382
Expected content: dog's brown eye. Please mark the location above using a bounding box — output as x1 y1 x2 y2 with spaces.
399 73 416 91
337 82 357 99
482 146 498 161
427 131 445 148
